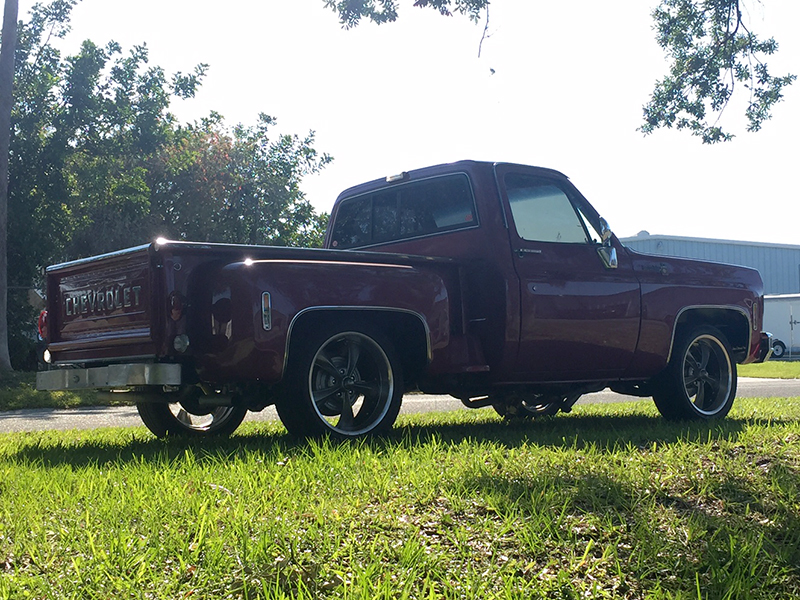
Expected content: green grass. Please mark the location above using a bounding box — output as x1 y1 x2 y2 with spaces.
1 399 799 599
739 361 800 379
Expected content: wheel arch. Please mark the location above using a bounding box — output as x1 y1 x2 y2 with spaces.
285 307 432 388
669 306 751 364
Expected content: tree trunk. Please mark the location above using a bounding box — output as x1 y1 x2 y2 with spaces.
0 0 19 373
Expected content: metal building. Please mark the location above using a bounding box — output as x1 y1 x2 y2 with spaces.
620 232 800 295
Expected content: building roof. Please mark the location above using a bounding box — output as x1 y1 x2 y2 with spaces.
620 232 800 252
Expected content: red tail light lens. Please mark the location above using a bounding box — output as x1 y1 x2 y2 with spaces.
38 310 49 340
169 292 184 321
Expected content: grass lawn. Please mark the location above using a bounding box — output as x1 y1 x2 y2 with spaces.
739 361 800 379
1 398 798 599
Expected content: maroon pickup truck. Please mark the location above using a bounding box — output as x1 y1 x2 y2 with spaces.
36 161 772 438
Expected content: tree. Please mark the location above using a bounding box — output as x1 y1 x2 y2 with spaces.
642 0 796 143
0 0 19 373
5 0 84 371
324 0 487 27
322 0 796 144
2 1 331 369
54 39 209 258
148 113 331 249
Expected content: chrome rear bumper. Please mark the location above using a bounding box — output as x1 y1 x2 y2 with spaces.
755 332 774 363
36 363 182 391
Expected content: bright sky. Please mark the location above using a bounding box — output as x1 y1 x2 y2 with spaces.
16 0 800 245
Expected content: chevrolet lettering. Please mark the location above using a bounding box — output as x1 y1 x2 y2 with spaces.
64 285 143 317
36 161 773 440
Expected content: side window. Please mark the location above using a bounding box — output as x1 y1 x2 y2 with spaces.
331 174 477 248
505 173 588 244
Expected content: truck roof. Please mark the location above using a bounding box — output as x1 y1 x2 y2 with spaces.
334 160 570 201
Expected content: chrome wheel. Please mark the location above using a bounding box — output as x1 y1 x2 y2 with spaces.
681 334 733 416
653 326 737 421
309 332 394 436
277 325 404 438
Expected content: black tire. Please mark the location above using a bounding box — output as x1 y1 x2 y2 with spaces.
653 326 737 421
136 396 247 438
276 324 403 439
772 340 786 359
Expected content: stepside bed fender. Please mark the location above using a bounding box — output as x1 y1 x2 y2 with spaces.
206 258 452 383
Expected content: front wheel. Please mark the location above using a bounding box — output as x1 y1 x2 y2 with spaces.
772 340 786 359
653 326 737 421
276 325 403 439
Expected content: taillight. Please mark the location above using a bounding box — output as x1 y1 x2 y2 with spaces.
37 310 48 340
169 291 184 321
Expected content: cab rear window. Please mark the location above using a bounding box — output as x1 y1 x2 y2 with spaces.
330 174 477 249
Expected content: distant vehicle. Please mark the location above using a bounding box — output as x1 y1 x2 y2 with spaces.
35 161 772 439
764 294 800 359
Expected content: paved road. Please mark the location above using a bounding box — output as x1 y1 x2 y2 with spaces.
1 378 798 434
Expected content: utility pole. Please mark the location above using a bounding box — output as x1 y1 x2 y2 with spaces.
0 0 19 372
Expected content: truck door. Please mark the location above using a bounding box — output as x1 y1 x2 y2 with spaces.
494 165 641 380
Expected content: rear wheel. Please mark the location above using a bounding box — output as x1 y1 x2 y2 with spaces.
136 387 247 438
653 326 737 421
276 325 403 439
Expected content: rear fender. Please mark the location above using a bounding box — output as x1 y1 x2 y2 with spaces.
200 258 450 382
286 307 432 385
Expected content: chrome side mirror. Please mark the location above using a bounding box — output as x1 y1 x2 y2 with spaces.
598 246 618 269
596 217 617 269
598 217 613 245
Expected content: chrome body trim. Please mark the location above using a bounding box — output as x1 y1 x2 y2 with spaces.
262 292 272 331
283 306 433 377
46 244 152 272
757 332 774 363
36 363 182 391
666 305 753 364
51 353 158 366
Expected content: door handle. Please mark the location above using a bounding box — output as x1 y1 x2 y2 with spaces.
515 248 542 258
